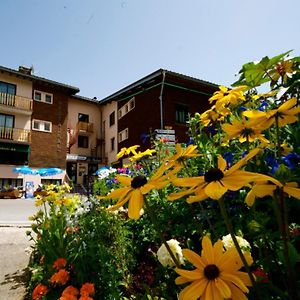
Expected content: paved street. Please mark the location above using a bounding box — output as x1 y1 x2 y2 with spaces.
0 198 38 226
0 198 37 299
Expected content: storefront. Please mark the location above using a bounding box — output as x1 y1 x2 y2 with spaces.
66 154 101 186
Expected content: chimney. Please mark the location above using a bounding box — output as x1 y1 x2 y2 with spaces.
18 66 32 75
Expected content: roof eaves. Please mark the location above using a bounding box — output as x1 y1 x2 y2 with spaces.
99 69 164 104
0 65 80 94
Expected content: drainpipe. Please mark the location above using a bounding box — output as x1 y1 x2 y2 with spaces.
159 70 166 129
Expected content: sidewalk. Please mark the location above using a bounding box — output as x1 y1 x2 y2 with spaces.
0 226 32 300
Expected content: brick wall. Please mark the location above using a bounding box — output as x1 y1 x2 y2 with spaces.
29 84 68 169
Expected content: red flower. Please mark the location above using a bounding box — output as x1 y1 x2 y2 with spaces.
53 258 67 270
32 283 48 300
50 269 70 285
80 282 95 297
253 267 269 283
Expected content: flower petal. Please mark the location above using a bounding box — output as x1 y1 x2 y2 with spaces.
175 269 203 281
182 249 206 269
204 181 227 200
215 278 231 298
178 279 208 300
284 185 300 200
202 236 214 264
128 189 144 220
220 273 249 293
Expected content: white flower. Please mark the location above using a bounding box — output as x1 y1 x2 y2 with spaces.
157 239 184 267
222 234 251 252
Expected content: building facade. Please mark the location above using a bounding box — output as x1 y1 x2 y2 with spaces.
0 65 218 192
100 69 218 164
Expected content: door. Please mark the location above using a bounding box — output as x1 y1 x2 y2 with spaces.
66 162 77 185
0 114 14 139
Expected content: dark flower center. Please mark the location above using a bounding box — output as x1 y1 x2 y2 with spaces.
204 264 220 280
204 168 224 183
131 175 147 189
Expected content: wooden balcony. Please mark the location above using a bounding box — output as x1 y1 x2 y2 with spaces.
76 121 94 134
0 127 31 143
0 92 33 111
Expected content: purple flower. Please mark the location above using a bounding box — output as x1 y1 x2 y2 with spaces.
282 152 300 170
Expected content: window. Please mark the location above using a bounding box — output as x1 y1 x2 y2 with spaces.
118 97 135 119
119 128 129 143
175 104 189 124
32 119 52 132
78 135 89 148
0 81 16 104
33 90 53 104
78 113 89 123
109 111 115 126
45 94 52 104
0 114 14 139
0 81 16 95
111 137 115 151
34 92 42 101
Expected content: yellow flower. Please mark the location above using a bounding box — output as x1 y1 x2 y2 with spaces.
200 105 228 126
270 59 295 83
167 144 201 166
102 164 181 219
209 85 246 110
169 148 280 202
243 97 300 129
222 118 269 144
175 236 253 300
129 149 156 162
246 181 300 206
116 145 140 160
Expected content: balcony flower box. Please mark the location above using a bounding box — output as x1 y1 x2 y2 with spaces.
0 189 21 199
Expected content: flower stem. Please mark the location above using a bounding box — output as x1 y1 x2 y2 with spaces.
275 113 281 159
218 197 256 287
277 188 298 300
143 197 181 268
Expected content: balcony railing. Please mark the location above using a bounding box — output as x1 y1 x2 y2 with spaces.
0 127 31 143
76 121 94 133
0 92 33 111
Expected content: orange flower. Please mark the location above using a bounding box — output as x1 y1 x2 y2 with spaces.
60 295 77 300
80 282 95 296
32 283 48 300
50 269 70 285
53 258 67 270
62 285 79 297
79 296 93 300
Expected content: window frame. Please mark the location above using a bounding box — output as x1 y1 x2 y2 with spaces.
33 90 53 104
175 103 189 124
118 128 129 143
32 119 52 133
118 97 135 119
109 111 115 127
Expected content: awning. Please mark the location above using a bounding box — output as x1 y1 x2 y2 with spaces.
0 142 30 153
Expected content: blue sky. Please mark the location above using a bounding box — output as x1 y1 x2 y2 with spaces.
1 0 299 99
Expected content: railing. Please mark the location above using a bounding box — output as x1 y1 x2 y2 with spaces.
0 92 33 110
76 121 94 133
0 127 31 142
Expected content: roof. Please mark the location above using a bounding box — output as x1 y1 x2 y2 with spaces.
71 94 100 104
100 68 218 104
0 65 80 94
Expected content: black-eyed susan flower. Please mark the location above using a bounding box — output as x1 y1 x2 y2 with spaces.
175 235 253 300
167 144 201 166
129 149 156 162
243 97 300 129
102 164 181 219
168 148 280 202
200 105 228 126
209 85 246 110
116 145 140 160
222 118 269 144
245 181 300 206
